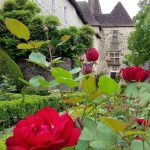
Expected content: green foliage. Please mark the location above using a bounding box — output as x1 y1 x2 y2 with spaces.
0 133 12 150
0 76 17 101
0 0 60 59
52 25 94 61
0 94 64 130
98 75 120 96
79 118 118 150
128 6 150 65
0 50 24 89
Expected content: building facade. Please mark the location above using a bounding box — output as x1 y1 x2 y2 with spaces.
0 0 134 77
82 0 134 77
33 0 101 51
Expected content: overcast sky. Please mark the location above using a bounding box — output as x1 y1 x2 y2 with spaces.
76 0 140 18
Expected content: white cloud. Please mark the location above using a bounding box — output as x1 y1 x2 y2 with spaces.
76 0 140 18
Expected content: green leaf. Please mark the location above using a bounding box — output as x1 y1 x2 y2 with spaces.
80 118 99 141
125 83 139 98
124 131 146 136
52 67 72 79
76 140 88 150
139 92 150 107
52 57 64 64
17 41 50 50
5 18 30 40
51 68 78 88
29 52 47 66
90 140 116 150
69 67 81 74
17 43 34 49
130 140 150 150
49 80 58 88
29 76 50 88
61 35 71 43
38 78 50 87
90 123 118 150
100 117 126 132
98 76 119 96
57 78 79 88
29 76 43 87
81 75 96 96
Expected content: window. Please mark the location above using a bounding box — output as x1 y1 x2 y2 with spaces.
108 52 120 66
111 30 118 44
64 6 67 26
52 0 55 14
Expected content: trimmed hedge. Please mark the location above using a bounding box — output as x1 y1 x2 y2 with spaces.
0 95 63 130
0 133 11 150
0 50 24 89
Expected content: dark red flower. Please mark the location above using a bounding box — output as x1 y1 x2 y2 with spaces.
86 48 99 61
136 118 149 126
6 107 81 150
82 64 93 75
135 136 144 141
120 66 149 82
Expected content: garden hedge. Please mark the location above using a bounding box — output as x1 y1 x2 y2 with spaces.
0 95 63 130
0 50 24 89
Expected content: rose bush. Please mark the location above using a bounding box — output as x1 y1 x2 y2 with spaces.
6 107 81 150
85 48 99 61
120 66 150 82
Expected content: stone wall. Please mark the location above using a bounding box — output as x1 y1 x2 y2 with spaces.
0 0 4 8
97 27 134 75
34 0 84 28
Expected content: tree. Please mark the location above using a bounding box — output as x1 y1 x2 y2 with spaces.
0 0 60 60
51 25 94 67
128 6 150 65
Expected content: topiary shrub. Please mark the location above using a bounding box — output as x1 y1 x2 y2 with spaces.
0 50 24 89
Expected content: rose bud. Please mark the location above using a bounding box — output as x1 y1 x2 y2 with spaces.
120 66 149 82
135 136 144 141
86 48 99 61
79 56 84 61
82 64 92 75
136 118 149 126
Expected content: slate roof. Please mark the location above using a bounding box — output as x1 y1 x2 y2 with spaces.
94 2 134 27
88 0 102 15
77 1 100 26
68 0 88 24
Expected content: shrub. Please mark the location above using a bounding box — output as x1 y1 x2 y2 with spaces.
0 94 64 130
0 50 24 89
0 0 60 59
0 133 12 150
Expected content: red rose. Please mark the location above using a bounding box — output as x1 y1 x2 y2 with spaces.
120 66 149 82
135 136 144 141
136 118 149 126
86 48 99 61
6 107 81 150
82 64 93 75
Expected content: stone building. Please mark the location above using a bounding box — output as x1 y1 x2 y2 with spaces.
78 0 134 78
33 0 101 51
0 0 4 8
0 0 134 77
